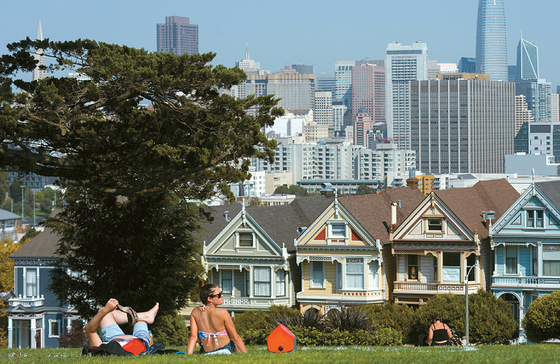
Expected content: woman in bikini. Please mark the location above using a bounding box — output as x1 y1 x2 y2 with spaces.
187 283 247 355
426 313 453 346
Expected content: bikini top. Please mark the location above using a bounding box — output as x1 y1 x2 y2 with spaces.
198 329 229 346
197 304 229 345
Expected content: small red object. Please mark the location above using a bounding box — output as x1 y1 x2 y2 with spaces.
267 324 296 353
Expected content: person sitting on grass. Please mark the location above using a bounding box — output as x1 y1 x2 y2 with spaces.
187 283 247 355
84 298 159 355
426 313 453 346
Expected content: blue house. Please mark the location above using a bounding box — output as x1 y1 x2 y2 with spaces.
489 180 560 335
0 208 21 242
6 223 79 348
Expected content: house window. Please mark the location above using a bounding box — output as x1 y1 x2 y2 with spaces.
49 320 61 338
527 210 544 228
26 269 37 297
346 258 364 289
336 263 342 289
532 245 538 275
466 254 476 282
245 271 251 296
407 255 418 280
427 218 443 232
543 245 560 276
330 224 346 239
433 257 438 281
254 267 271 297
506 246 518 274
310 262 324 288
221 270 233 294
276 271 286 297
442 252 461 282
238 232 254 247
369 261 379 289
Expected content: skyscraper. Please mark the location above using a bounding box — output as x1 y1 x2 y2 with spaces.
386 41 428 150
32 19 47 81
516 78 552 122
475 0 508 80
157 16 198 56
410 77 515 173
517 37 539 80
351 64 385 127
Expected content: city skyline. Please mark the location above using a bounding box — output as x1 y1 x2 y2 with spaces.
1 0 559 89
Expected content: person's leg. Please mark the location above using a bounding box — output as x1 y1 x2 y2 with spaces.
136 303 159 324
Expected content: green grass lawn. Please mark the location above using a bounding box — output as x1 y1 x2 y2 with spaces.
1 345 558 363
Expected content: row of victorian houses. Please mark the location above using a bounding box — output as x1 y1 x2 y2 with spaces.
6 178 560 348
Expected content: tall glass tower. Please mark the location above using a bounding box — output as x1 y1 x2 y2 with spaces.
517 37 539 80
475 0 508 81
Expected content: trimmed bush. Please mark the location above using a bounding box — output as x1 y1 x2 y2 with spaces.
409 290 518 345
523 291 560 343
360 303 414 340
287 326 401 346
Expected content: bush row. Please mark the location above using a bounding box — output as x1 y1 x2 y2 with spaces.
234 289 519 346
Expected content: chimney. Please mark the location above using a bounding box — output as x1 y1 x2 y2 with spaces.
391 202 398 225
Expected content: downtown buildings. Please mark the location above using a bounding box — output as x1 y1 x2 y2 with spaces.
475 0 508 81
157 16 199 56
410 74 515 174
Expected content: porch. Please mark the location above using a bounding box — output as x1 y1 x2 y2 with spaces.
394 281 481 295
492 276 560 290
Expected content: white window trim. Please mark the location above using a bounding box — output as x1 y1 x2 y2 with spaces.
504 245 519 275
425 217 444 233
49 319 61 338
253 266 272 297
310 261 325 288
345 258 365 290
24 267 39 298
327 222 348 245
235 231 255 248
526 209 545 229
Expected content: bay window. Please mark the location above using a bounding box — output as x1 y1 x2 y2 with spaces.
407 255 418 280
442 252 460 282
310 262 324 288
221 270 233 294
276 271 286 297
543 245 560 276
506 246 518 274
369 261 379 289
346 258 364 289
254 267 271 297
26 269 37 297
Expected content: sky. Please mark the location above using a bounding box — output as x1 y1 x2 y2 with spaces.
1 0 559 90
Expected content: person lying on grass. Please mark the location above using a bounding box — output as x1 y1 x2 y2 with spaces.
187 284 247 355
84 298 159 355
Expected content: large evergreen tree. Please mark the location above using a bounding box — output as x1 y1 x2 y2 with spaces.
0 38 282 317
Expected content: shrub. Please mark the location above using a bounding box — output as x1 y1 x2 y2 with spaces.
151 313 190 346
409 290 518 345
266 305 300 326
325 306 373 333
233 309 270 345
58 320 88 348
523 291 560 343
286 326 401 346
361 303 414 340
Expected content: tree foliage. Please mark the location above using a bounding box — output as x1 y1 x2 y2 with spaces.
356 184 376 195
523 291 560 343
47 186 205 319
273 185 307 197
0 238 23 348
151 313 190 347
0 38 282 200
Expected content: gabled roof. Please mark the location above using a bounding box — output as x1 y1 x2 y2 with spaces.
338 187 425 245
536 180 560 209
434 179 519 237
199 196 334 252
10 210 63 260
0 208 21 221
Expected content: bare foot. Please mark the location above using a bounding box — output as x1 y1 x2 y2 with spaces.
139 303 159 324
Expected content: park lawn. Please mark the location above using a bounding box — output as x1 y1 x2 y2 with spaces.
0 344 558 363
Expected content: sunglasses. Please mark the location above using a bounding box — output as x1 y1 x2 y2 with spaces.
210 291 223 299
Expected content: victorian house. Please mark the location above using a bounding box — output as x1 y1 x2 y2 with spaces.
489 180 560 329
294 187 424 314
200 196 332 313
7 222 79 348
390 179 519 305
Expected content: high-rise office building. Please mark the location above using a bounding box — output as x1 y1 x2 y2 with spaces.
551 94 559 123
314 92 333 127
32 19 47 81
157 16 199 56
351 64 385 128
475 0 508 81
516 79 552 122
515 94 533 135
334 60 354 107
386 41 428 150
410 77 515 173
316 76 336 94
458 57 476 73
514 122 560 163
236 45 260 71
291 64 314 75
517 37 539 80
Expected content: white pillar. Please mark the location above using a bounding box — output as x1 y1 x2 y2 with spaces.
30 318 36 349
249 266 254 298
8 318 13 348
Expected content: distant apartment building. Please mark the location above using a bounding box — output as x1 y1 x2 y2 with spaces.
157 16 198 56
314 92 333 127
332 100 347 133
237 73 315 111
551 94 559 123
514 122 560 163
386 41 428 150
410 77 515 173
516 79 552 122
515 94 534 135
316 76 336 94
351 64 385 128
